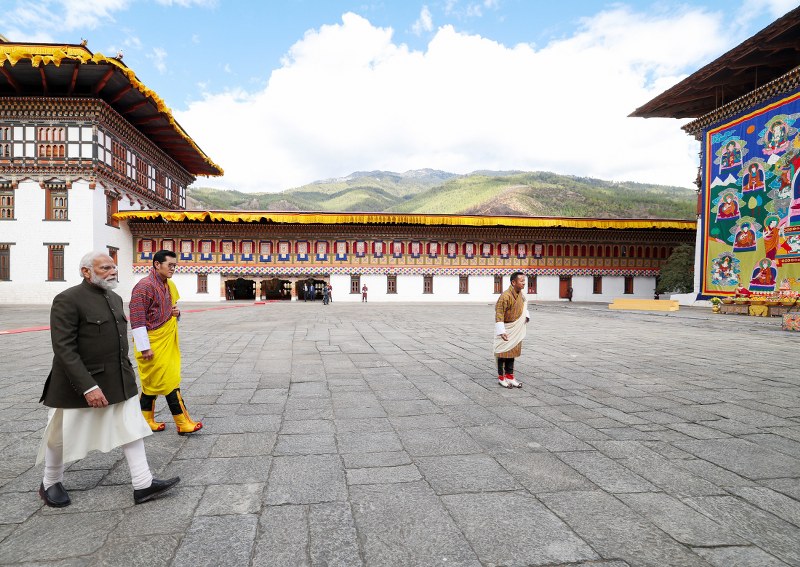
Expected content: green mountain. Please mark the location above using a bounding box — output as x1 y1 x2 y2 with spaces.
187 170 696 219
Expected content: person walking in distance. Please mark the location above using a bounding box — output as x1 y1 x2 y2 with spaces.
493 272 529 389
37 251 179 507
362 284 368 302
130 250 203 435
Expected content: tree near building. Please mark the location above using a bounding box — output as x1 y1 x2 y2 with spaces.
656 244 695 295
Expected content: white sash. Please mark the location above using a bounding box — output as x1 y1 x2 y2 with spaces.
493 309 529 355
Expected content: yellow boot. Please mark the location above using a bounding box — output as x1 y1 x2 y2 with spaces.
140 395 165 432
168 389 203 435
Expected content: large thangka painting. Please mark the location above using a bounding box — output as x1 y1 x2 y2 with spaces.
702 91 800 296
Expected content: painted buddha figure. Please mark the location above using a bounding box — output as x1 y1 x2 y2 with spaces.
733 222 756 251
717 193 740 220
742 163 765 192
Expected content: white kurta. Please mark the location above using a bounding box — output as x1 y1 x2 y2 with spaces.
36 396 152 465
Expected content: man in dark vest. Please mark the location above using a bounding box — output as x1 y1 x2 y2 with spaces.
37 251 179 507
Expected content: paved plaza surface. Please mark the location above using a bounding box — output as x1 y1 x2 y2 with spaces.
0 300 799 567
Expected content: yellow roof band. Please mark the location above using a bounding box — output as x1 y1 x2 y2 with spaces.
114 210 696 230
0 43 223 176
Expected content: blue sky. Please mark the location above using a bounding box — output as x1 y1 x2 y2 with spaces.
2 0 797 192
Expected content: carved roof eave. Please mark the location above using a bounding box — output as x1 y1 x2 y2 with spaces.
125 221 695 244
116 210 697 231
682 66 800 138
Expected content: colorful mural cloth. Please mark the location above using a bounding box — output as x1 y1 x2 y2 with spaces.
703 91 800 296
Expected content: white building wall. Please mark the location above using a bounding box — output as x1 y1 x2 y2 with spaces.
0 180 147 305
1 180 93 304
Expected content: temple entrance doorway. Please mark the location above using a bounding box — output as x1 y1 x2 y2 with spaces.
559 276 572 300
294 278 326 301
225 277 256 300
260 278 292 300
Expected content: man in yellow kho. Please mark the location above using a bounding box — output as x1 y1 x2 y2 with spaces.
130 250 202 435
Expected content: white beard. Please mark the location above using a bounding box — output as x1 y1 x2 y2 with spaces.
91 273 118 290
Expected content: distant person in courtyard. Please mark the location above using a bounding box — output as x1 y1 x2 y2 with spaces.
567 286 573 302
362 284 368 302
327 283 333 302
130 250 203 436
494 272 529 389
323 283 329 305
37 251 179 507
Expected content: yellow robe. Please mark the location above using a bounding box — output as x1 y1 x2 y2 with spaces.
134 280 181 396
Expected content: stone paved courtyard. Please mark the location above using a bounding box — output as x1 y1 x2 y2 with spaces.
0 301 799 567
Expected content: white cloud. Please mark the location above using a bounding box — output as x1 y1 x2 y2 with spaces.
178 8 731 193
412 6 433 35
741 0 797 17
146 47 168 74
154 0 216 6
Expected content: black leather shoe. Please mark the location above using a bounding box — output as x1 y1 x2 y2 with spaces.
133 477 180 504
39 482 71 508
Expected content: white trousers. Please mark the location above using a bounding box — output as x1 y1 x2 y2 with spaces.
42 416 153 490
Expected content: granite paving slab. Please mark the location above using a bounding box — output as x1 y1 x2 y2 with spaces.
2 302 799 566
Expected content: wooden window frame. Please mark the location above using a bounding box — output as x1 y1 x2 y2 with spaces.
527 275 537 294
0 245 10 281
0 189 14 220
46 187 68 221
624 276 634 294
493 275 503 294
197 273 208 294
350 275 361 294
423 274 433 294
47 244 65 281
106 193 119 228
593 275 602 294
387 274 397 294
459 275 469 294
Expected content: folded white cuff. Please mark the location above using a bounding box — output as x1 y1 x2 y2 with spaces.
495 321 506 335
83 385 99 395
131 326 151 352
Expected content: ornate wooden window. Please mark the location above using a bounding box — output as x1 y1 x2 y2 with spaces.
0 188 14 219
493 275 503 294
46 187 68 220
547 244 554 257
0 244 10 281
126 150 137 180
423 274 433 294
106 193 119 227
621 246 627 258
156 171 166 198
107 246 118 267
556 244 562 257
387 274 397 294
112 140 125 174
459 275 468 294
624 276 634 294
527 275 537 294
47 244 65 281
593 276 602 294
197 273 208 294
350 275 361 294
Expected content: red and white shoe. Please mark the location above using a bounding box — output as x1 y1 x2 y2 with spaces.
498 375 512 388
505 374 522 388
